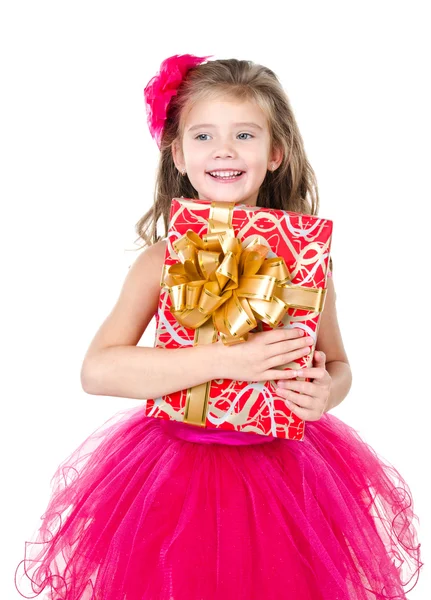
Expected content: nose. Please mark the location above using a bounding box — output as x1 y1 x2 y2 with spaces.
212 137 237 159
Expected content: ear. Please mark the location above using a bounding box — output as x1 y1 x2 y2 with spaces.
268 145 284 170
171 139 185 173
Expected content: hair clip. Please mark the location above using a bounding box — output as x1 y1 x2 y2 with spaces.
143 54 212 148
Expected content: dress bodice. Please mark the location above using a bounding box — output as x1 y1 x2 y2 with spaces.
160 419 276 445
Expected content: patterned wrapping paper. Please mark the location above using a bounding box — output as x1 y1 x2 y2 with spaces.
143 198 333 440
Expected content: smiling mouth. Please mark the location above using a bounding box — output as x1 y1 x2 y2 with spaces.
207 170 244 180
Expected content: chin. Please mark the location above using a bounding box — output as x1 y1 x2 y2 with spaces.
201 190 253 205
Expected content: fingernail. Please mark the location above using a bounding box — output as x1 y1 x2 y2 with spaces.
287 369 302 377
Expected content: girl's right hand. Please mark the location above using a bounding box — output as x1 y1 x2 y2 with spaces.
214 328 314 382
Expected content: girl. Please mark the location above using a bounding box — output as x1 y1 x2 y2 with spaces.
16 54 423 600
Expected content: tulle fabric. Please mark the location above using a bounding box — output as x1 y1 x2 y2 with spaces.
15 407 423 600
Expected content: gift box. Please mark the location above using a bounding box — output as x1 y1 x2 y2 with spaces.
143 198 333 440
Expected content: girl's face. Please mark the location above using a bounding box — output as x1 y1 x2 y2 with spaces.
172 97 282 206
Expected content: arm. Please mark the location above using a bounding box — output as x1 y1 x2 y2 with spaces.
324 361 352 413
83 346 221 400
314 275 352 413
80 241 221 399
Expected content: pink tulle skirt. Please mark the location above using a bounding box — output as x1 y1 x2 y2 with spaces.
15 407 423 600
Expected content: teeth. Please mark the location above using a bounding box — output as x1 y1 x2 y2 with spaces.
209 170 242 178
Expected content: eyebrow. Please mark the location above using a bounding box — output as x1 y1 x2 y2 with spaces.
187 122 264 133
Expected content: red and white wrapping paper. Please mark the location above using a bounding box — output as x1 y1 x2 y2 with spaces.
143 198 333 440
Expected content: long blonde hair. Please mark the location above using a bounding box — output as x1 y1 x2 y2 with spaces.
135 58 320 249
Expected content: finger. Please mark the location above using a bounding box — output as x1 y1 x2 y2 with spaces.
276 380 315 396
274 388 322 422
314 350 326 363
265 338 312 361
261 327 305 344
278 369 304 379
267 369 303 383
275 387 314 410
284 398 323 422
290 367 326 379
274 367 325 381
265 346 311 369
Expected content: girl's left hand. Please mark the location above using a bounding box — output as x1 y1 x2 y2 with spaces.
274 351 332 421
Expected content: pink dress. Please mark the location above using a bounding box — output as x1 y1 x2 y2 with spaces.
15 272 423 599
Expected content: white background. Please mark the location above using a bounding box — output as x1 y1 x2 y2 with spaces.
2 1 429 598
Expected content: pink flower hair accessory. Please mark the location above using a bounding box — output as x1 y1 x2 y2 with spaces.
144 54 212 148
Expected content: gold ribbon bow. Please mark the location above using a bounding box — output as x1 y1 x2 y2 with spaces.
162 201 327 427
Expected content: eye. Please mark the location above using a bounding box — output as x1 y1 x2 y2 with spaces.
237 132 253 140
195 133 211 141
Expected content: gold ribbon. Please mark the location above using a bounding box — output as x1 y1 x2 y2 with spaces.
162 201 327 426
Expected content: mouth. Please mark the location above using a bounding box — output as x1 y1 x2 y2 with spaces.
207 170 245 182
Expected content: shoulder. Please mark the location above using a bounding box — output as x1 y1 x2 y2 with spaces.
133 238 167 264
81 240 168 361
119 238 168 317
128 239 167 280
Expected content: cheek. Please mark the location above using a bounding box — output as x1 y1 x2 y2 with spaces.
250 161 269 181
184 149 205 172
247 148 269 170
